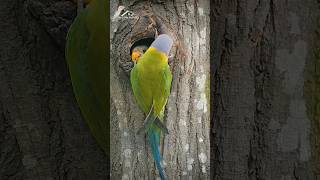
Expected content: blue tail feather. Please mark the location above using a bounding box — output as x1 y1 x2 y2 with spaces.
148 127 167 180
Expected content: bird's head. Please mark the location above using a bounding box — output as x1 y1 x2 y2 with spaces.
131 35 173 64
131 49 143 64
131 46 148 64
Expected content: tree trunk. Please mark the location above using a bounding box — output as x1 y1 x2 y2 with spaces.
0 0 108 179
3 0 320 179
211 0 320 179
110 0 210 179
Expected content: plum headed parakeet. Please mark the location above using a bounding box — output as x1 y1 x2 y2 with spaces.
131 45 148 64
65 0 108 154
130 34 173 180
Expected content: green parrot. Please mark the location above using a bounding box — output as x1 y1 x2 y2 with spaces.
130 34 173 180
65 0 108 154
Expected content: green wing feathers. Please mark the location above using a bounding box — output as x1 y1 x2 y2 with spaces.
130 60 172 136
130 41 173 180
65 0 108 154
159 64 172 119
130 63 172 119
130 65 152 114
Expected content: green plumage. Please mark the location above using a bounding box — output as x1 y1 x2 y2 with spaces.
131 47 172 119
131 46 172 180
65 0 108 154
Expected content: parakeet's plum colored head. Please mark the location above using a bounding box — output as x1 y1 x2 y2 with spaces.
150 34 173 55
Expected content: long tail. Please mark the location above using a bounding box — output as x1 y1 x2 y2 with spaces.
148 126 167 180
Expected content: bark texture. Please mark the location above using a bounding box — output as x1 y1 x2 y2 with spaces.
0 0 108 179
110 0 210 179
3 0 320 179
211 0 320 179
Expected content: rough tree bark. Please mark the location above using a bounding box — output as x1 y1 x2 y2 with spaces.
3 0 320 179
110 0 210 179
211 0 320 179
0 0 108 179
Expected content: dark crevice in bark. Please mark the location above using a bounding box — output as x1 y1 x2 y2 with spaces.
249 35 274 180
211 14 228 178
248 0 277 178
